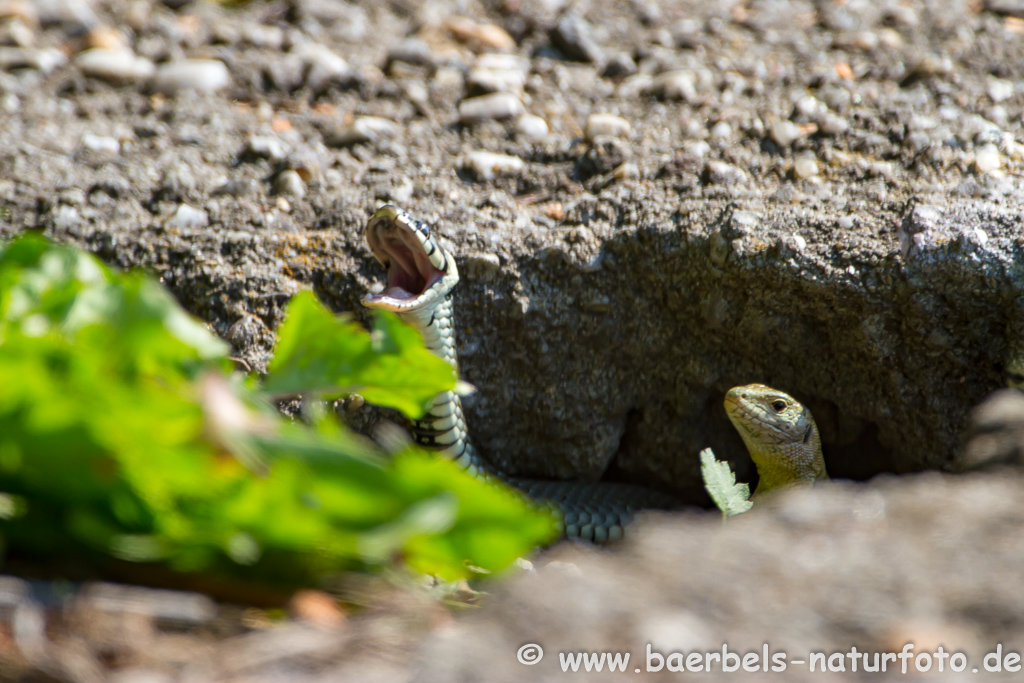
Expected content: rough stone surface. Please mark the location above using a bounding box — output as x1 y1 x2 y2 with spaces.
416 473 1024 681
0 0 1021 498
4 0 1024 679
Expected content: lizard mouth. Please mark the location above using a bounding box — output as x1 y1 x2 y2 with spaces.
363 205 445 311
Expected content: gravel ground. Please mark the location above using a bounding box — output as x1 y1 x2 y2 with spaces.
4 0 1024 679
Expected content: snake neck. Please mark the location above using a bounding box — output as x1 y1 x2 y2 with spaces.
396 295 493 477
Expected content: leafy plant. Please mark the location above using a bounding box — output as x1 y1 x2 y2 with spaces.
700 447 752 518
0 235 557 584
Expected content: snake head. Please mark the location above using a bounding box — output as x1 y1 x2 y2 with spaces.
363 205 458 312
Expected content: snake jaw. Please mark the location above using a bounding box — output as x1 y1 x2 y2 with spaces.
363 205 455 312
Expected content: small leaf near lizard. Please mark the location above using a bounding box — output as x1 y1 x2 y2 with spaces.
700 447 752 518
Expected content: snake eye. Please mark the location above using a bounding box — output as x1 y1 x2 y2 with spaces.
771 400 786 412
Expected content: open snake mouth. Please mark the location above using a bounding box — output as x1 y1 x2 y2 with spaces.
363 205 446 311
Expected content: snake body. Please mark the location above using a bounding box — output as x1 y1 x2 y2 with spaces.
361 206 828 538
362 205 679 541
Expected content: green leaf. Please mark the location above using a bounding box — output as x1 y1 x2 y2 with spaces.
0 236 554 584
700 447 752 518
263 291 455 418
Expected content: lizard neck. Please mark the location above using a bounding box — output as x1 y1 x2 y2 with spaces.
744 426 827 496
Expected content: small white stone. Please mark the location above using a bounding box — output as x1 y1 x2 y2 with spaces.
793 155 819 179
771 120 803 147
790 234 807 251
458 92 524 123
1 93 18 114
515 113 548 141
75 48 153 82
612 162 639 180
705 160 748 185
987 76 1014 104
166 204 209 229
975 144 1001 174
273 170 305 198
30 48 65 73
466 66 525 94
464 252 501 281
710 121 732 140
585 113 631 141
329 116 398 146
247 136 287 160
817 112 849 136
81 133 119 154
389 176 414 204
686 140 711 158
290 42 353 90
648 70 697 101
462 151 524 180
151 59 230 95
242 23 284 49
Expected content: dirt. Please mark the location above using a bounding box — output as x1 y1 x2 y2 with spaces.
4 0 1024 680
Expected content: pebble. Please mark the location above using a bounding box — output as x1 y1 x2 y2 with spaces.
459 92 524 123
613 161 639 180
166 204 209 229
462 151 524 180
273 170 305 198
974 144 1002 174
585 113 631 141
86 25 127 51
0 0 38 27
515 113 549 141
213 178 258 198
75 48 154 82
1 92 17 113
793 155 819 179
987 76 1014 104
264 54 305 92
710 121 732 140
247 136 287 161
389 176 414 204
648 70 697 102
705 160 748 185
445 16 516 52
290 42 353 91
0 17 34 47
771 120 803 147
151 59 230 95
51 205 81 230
0 46 65 73
817 112 849 136
552 12 605 63
463 252 501 281
328 116 397 146
81 133 119 154
387 37 435 69
242 23 284 50
602 53 637 79
467 65 526 95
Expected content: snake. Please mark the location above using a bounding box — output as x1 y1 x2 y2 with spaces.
360 205 828 539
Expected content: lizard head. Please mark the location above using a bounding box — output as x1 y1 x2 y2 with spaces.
724 383 827 495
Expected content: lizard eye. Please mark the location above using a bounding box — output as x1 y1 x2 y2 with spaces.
771 400 786 412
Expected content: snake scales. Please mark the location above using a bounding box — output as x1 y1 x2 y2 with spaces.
360 205 827 539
